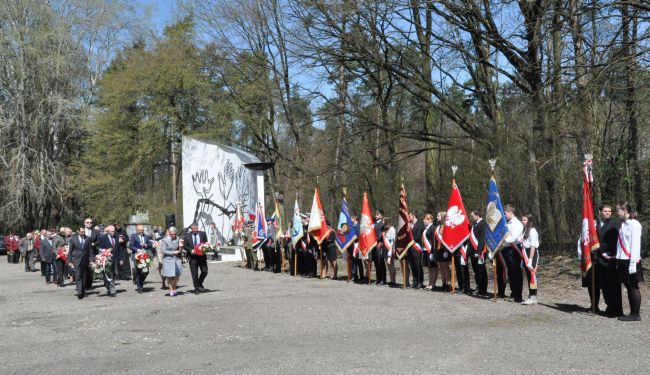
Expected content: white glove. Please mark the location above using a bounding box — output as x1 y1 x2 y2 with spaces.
527 259 533 269
429 253 434 262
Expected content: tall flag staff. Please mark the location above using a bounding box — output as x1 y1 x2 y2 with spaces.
485 159 508 302
308 181 332 279
335 187 357 283
358 192 377 284
579 154 600 315
396 179 415 290
436 166 471 294
291 197 304 277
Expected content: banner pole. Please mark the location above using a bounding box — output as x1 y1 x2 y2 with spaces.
319 243 323 279
493 257 497 302
451 255 456 294
347 251 351 283
368 259 372 285
592 261 597 315
294 247 298 276
401 258 406 289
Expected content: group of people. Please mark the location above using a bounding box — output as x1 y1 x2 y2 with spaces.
579 203 644 321
4 220 216 299
241 202 643 321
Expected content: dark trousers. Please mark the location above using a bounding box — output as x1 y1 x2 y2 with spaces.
600 260 623 316
501 247 523 301
470 254 488 295
273 244 283 273
55 259 66 285
24 253 30 271
74 262 87 297
189 256 208 289
496 252 508 298
40 260 46 276
407 248 423 286
135 266 148 289
618 260 642 315
454 255 469 291
355 256 364 280
43 261 53 283
372 249 386 283
84 264 94 290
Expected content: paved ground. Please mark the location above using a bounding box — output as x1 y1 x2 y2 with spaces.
0 257 648 374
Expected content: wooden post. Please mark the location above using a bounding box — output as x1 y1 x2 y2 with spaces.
401 258 406 289
450 256 456 293
368 259 372 285
294 249 298 276
347 252 351 283
319 243 323 279
280 237 285 274
493 257 497 302
591 260 597 315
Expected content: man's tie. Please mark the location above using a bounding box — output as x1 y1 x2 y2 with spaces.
110 237 115 247
140 235 144 248
194 234 198 246
80 236 85 248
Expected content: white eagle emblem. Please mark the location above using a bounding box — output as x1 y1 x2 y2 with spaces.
445 206 465 228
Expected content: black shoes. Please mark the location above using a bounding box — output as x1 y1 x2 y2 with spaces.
137 287 143 294
618 314 641 322
198 286 206 293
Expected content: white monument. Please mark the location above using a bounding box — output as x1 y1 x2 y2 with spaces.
181 136 264 256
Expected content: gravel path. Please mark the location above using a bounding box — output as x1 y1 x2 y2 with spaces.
0 257 647 374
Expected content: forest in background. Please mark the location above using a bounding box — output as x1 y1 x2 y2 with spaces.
1 0 648 249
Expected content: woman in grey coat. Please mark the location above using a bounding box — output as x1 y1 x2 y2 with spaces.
161 227 183 297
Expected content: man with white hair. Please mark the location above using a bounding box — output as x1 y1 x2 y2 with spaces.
129 224 153 294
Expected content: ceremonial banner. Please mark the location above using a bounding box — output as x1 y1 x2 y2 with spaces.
232 202 244 236
252 204 267 250
358 192 377 259
274 200 284 240
485 177 508 257
579 160 599 276
335 196 357 252
395 183 415 260
308 187 331 244
291 199 304 247
439 181 470 252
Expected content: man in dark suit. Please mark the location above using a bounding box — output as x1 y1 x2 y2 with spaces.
596 204 622 317
129 224 152 293
468 210 488 297
69 225 91 299
38 229 55 284
408 210 425 289
372 210 386 285
97 225 118 297
83 218 100 291
183 223 209 293
114 222 131 281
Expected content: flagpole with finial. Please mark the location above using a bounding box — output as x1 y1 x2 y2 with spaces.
315 176 325 279
585 153 597 316
450 166 458 294
489 159 498 302
341 186 352 284
400 176 408 290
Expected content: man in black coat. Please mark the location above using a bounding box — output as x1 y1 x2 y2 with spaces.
596 205 622 317
183 223 209 293
39 229 55 284
468 211 488 297
97 225 119 297
68 225 92 299
408 211 425 289
114 222 131 281
83 218 101 291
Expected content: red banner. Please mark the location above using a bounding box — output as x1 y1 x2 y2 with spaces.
358 192 377 258
439 181 471 253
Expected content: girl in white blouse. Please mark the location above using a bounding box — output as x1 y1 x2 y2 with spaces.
521 215 540 305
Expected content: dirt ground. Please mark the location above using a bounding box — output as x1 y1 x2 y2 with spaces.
0 255 647 374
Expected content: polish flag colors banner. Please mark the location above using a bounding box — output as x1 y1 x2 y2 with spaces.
579 160 600 276
308 187 331 244
439 181 471 253
252 203 267 250
395 183 415 260
357 192 377 259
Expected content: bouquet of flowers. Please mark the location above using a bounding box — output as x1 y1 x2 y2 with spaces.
56 246 69 262
135 250 154 273
193 242 216 257
92 249 113 275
